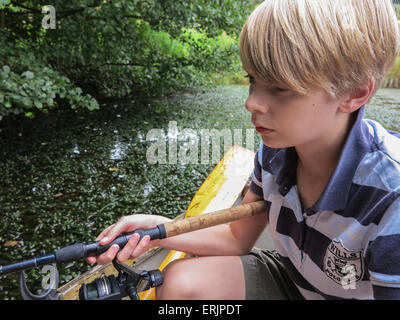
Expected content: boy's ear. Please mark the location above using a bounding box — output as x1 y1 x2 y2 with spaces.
338 77 375 113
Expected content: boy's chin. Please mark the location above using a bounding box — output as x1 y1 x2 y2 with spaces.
261 137 291 150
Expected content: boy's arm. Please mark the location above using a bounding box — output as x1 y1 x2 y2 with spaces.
229 189 267 254
365 197 400 300
157 188 267 256
91 147 267 264
157 143 267 256
90 188 267 265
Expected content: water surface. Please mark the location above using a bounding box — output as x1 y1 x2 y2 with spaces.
0 85 398 299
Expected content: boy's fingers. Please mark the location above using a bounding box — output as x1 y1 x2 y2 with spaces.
117 233 140 262
99 217 135 245
131 235 151 259
88 256 97 264
95 224 115 241
96 244 120 265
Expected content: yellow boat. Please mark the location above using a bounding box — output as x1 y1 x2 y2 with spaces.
57 146 271 300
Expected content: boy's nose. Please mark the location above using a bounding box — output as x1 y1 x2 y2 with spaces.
245 95 268 114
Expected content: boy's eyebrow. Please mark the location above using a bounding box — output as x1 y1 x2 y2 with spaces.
244 74 292 91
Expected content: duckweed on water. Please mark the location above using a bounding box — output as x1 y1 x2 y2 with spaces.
0 85 255 299
0 85 399 299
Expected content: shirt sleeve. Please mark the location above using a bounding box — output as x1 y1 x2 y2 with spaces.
249 145 263 198
365 198 400 300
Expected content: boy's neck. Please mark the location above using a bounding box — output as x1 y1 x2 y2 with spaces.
295 111 357 181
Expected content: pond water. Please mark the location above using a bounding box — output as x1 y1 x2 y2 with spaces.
0 85 399 299
366 88 400 131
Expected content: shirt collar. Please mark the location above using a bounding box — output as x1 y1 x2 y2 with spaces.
267 105 372 212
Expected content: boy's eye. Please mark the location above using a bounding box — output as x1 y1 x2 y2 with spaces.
275 87 290 93
245 75 292 95
245 74 255 84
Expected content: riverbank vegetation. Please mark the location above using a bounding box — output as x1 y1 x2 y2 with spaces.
2 0 400 123
0 0 257 121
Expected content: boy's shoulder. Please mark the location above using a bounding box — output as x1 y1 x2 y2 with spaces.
354 118 400 193
255 112 400 194
362 118 400 158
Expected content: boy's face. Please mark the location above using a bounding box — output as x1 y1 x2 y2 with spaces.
246 74 346 149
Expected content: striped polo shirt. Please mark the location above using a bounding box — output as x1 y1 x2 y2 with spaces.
250 105 400 300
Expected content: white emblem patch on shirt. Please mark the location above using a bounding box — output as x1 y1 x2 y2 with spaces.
323 239 364 288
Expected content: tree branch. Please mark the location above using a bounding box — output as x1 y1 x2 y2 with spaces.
99 62 146 68
8 1 102 18
6 2 141 20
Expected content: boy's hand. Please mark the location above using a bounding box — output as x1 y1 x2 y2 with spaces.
87 214 171 265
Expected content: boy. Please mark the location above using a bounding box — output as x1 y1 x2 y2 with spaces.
89 0 400 299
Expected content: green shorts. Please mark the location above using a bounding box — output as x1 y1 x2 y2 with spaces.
240 248 305 300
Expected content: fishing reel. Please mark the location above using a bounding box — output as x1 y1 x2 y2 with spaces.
18 250 163 300
79 259 163 300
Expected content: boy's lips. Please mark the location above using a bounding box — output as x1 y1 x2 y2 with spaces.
256 127 274 135
252 121 274 134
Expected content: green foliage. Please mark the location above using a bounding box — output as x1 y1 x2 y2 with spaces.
0 36 99 120
394 4 400 19
388 54 400 79
0 0 257 119
179 28 238 71
0 0 10 8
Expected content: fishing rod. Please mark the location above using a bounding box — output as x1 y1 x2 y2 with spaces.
0 200 265 299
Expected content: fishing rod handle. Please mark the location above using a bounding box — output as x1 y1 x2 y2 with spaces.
55 201 266 263
56 200 266 263
0 201 265 275
0 227 165 275
54 225 166 264
162 200 265 238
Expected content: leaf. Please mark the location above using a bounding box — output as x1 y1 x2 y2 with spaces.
0 0 11 7
34 100 43 109
23 71 34 79
4 241 18 247
21 97 31 108
108 168 119 172
2 65 10 74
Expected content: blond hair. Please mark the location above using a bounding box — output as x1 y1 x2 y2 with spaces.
239 0 400 99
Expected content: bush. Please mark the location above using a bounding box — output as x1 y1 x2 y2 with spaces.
0 0 259 119
0 36 99 120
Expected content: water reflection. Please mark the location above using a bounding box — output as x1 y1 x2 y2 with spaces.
143 183 154 197
109 142 127 160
